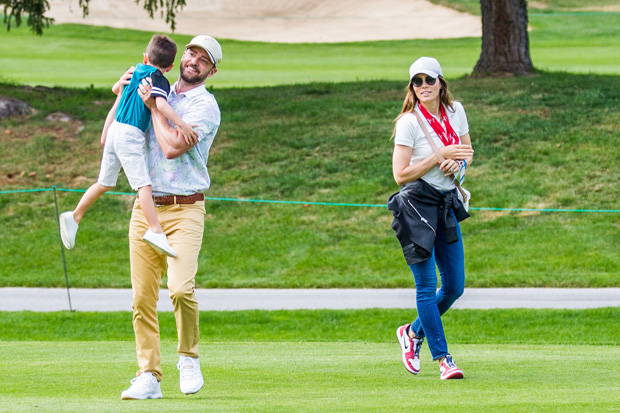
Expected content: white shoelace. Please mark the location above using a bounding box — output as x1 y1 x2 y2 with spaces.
178 357 198 380
129 374 156 391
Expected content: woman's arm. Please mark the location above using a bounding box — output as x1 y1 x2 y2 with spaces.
437 135 473 176
439 141 474 163
458 133 474 167
392 144 440 186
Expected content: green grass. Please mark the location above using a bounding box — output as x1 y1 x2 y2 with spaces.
1 309 619 411
1 73 619 288
2 308 619 343
1 341 619 411
1 7 620 88
429 0 620 15
1 4 619 288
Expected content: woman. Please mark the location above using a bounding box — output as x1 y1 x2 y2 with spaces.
388 56 474 380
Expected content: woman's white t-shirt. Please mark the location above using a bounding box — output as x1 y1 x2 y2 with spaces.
394 101 469 191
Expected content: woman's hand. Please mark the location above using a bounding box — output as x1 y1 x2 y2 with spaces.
440 159 461 176
440 144 474 160
112 66 135 95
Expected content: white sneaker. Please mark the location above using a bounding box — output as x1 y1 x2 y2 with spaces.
59 211 79 250
142 229 177 258
120 372 163 400
177 355 204 395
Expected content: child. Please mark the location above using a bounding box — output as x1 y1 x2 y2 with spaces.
59 34 197 258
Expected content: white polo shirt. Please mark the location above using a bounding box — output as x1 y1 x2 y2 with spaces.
394 101 469 191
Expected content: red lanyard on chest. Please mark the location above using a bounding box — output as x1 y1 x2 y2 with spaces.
417 103 460 146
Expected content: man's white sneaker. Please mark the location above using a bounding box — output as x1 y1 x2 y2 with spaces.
59 211 79 250
142 229 177 257
178 355 204 395
120 372 163 400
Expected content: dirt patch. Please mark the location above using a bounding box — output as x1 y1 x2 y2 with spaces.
47 0 482 43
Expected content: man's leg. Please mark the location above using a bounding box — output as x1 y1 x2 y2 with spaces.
161 201 205 393
129 200 167 382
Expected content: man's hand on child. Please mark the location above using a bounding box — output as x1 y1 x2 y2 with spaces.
138 78 156 110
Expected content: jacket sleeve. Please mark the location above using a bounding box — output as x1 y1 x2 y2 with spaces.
387 191 434 265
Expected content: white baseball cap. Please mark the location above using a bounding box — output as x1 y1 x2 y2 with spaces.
409 56 443 80
185 35 223 67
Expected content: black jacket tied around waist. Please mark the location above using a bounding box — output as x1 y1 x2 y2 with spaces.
387 179 470 265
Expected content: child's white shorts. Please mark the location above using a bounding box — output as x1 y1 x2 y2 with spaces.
98 121 152 191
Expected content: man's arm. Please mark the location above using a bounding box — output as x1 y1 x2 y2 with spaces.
138 78 194 159
154 97 199 146
150 106 195 159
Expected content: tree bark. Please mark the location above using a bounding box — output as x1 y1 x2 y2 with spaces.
474 0 534 75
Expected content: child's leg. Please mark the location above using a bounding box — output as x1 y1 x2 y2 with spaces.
137 185 163 234
73 183 114 224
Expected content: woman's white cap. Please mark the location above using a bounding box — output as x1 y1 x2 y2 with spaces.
409 56 443 80
185 35 223 67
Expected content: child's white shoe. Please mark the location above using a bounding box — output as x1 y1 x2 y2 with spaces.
142 229 177 258
59 211 79 250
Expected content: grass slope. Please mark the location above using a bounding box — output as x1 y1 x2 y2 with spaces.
1 8 620 88
1 72 619 288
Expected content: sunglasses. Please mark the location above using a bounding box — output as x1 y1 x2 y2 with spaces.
411 76 437 87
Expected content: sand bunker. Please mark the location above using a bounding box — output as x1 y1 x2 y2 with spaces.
46 0 481 42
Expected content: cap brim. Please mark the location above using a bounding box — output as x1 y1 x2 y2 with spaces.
411 69 440 79
185 43 218 67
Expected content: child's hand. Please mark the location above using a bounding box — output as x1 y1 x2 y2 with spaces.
112 66 134 95
179 123 199 146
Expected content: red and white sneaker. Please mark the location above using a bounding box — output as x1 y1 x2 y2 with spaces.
396 324 423 375
439 354 464 380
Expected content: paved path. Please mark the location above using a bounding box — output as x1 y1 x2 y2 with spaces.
1 288 619 312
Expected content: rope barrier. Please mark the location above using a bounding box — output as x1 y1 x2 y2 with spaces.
0 188 54 194
1 186 618 213
0 183 616 313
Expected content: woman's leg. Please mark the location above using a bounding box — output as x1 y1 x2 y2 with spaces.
407 249 449 360
434 219 465 315
409 217 465 358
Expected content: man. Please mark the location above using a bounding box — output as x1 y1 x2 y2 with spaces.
119 34 223 400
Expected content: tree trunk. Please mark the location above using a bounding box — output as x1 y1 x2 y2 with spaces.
474 0 533 75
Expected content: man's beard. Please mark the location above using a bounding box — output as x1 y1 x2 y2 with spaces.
180 62 208 84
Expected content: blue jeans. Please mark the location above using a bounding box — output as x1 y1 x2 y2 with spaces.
408 214 465 360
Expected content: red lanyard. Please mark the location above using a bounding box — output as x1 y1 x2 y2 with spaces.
417 103 460 147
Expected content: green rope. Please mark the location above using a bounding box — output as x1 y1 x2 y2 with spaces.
55 188 132 196
1 186 619 213
530 11 618 17
0 188 54 194
471 207 620 214
204 196 385 208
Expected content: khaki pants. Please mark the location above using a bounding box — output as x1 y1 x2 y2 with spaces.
128 199 205 381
